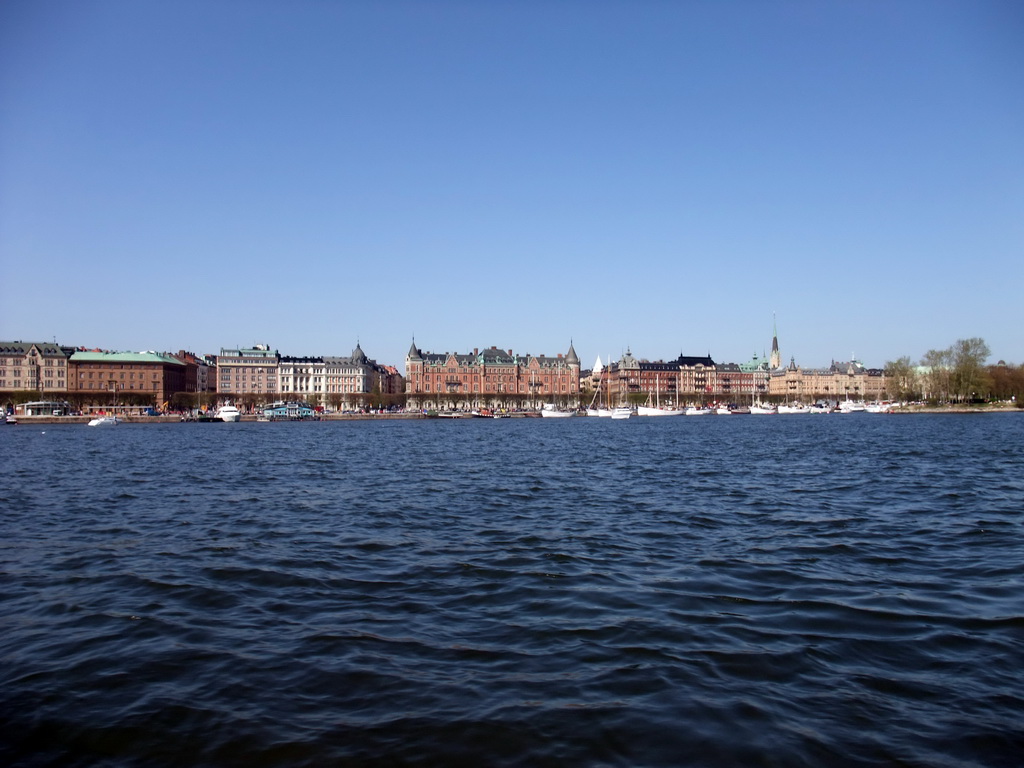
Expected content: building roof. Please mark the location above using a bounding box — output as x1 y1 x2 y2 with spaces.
219 346 279 358
70 351 184 365
412 344 578 369
0 341 70 357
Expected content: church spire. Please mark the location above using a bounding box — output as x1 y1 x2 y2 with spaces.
770 313 781 369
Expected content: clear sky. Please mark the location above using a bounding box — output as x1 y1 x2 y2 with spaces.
2 0 1022 371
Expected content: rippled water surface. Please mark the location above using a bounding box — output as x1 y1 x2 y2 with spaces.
2 414 1023 767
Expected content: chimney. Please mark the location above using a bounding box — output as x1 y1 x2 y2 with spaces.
474 348 478 355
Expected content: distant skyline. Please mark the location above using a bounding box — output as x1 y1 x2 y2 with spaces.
2 1 1022 370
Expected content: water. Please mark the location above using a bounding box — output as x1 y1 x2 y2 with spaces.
1 414 1022 767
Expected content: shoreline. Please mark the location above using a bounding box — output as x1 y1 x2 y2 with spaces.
6 405 1021 425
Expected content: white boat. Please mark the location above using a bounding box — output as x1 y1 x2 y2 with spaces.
216 405 242 422
749 404 777 415
808 403 833 414
88 416 120 427
596 408 614 418
685 406 715 416
778 403 811 414
540 404 575 418
637 405 684 417
839 400 866 413
865 402 897 414
611 406 634 420
637 375 684 416
715 406 732 415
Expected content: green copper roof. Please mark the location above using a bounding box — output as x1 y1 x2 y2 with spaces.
70 351 184 365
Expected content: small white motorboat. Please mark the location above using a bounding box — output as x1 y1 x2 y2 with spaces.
88 416 120 427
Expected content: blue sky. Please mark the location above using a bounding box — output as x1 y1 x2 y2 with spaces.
2 1 1022 371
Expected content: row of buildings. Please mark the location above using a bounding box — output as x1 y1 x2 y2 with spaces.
402 334 887 409
0 341 401 412
1 330 890 413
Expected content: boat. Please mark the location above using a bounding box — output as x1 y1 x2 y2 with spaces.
5 413 16 425
839 399 866 413
262 401 316 420
637 405 684 416
216 405 242 422
749 403 777 415
637 375 684 416
87 415 120 427
586 361 616 417
611 406 634 420
865 402 898 414
540 404 575 418
808 402 833 414
778 403 811 414
685 406 715 416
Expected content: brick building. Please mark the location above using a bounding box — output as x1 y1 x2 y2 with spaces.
405 341 580 410
597 349 719 405
68 351 187 406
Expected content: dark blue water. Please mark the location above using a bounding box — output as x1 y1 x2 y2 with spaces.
2 415 1022 767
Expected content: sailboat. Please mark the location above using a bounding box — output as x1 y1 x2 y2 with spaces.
637 374 683 416
587 356 614 416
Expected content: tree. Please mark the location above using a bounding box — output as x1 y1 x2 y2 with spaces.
950 337 991 402
920 348 952 402
883 356 919 401
988 362 1024 403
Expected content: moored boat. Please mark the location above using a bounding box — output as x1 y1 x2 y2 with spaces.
216 405 242 422
87 415 120 427
611 406 634 420
778 403 811 414
540 404 576 418
637 405 684 416
685 406 715 416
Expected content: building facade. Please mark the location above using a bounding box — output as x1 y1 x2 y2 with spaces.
595 349 719 405
217 345 280 398
0 341 73 400
278 344 400 409
68 351 187 406
405 341 580 409
769 358 887 401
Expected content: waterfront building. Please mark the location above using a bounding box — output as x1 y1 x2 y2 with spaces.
173 350 216 395
603 349 718 405
378 365 404 396
279 344 397 410
0 341 73 401
769 357 887 401
216 345 280 398
68 350 187 406
405 341 580 410
278 356 325 401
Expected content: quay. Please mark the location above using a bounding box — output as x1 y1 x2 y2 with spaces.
7 413 432 425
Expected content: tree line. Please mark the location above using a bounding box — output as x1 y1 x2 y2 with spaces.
884 338 1024 404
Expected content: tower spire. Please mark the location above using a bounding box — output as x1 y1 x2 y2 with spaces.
769 312 781 369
